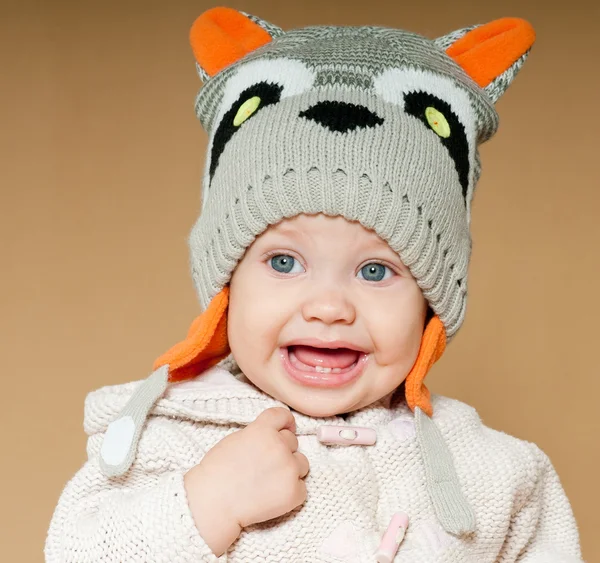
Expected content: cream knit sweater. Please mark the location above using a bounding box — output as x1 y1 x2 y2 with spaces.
45 366 583 562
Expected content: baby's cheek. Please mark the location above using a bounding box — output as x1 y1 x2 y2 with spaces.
367 328 422 393
369 297 424 359
364 363 411 406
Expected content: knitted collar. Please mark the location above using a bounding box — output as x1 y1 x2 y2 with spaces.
86 365 480 437
86 366 414 436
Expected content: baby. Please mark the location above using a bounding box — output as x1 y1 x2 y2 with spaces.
45 7 583 563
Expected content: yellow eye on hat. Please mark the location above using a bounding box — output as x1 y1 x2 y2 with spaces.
425 107 451 138
233 96 261 126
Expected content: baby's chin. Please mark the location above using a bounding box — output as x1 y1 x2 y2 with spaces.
287 400 349 419
241 378 349 417
265 385 374 419
238 358 395 418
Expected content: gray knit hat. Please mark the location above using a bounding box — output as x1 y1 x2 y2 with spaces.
188 9 534 341
98 7 535 538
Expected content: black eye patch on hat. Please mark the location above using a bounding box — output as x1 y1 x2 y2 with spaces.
404 91 470 202
210 81 283 182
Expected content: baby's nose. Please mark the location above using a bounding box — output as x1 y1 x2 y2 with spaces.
302 290 356 325
299 101 384 133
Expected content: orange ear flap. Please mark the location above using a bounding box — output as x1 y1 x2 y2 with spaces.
446 18 535 90
153 287 230 382
404 314 447 417
190 7 274 78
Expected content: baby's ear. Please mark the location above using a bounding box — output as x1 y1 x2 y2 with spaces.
190 7 284 82
435 18 536 103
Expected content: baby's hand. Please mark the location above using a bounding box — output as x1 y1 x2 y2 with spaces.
184 407 310 556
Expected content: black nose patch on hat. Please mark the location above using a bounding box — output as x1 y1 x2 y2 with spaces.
300 101 384 133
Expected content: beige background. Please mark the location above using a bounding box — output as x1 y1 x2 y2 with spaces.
2 0 599 561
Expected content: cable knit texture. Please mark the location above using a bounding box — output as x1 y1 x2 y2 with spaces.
45 367 583 562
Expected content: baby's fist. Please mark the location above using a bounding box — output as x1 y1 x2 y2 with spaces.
228 407 310 526
184 407 309 555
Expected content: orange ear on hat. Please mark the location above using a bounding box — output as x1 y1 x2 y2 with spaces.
404 314 447 417
446 17 536 88
153 287 230 382
190 7 274 78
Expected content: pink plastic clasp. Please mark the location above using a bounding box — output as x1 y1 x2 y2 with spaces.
316 425 376 446
376 512 409 563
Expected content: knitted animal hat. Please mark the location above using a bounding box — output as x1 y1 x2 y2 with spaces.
99 7 535 536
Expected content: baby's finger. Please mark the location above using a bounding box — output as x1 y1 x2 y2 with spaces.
279 429 299 452
291 479 307 509
293 451 310 478
255 407 296 433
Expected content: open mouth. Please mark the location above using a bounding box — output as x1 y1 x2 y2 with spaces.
280 345 369 387
288 345 360 373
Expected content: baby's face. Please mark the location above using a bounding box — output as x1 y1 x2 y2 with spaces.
228 213 428 418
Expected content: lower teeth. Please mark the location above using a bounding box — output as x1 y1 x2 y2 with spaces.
315 366 342 374
289 350 354 374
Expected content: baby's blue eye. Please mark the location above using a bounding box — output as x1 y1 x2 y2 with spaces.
269 255 303 274
268 256 391 280
358 263 392 282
